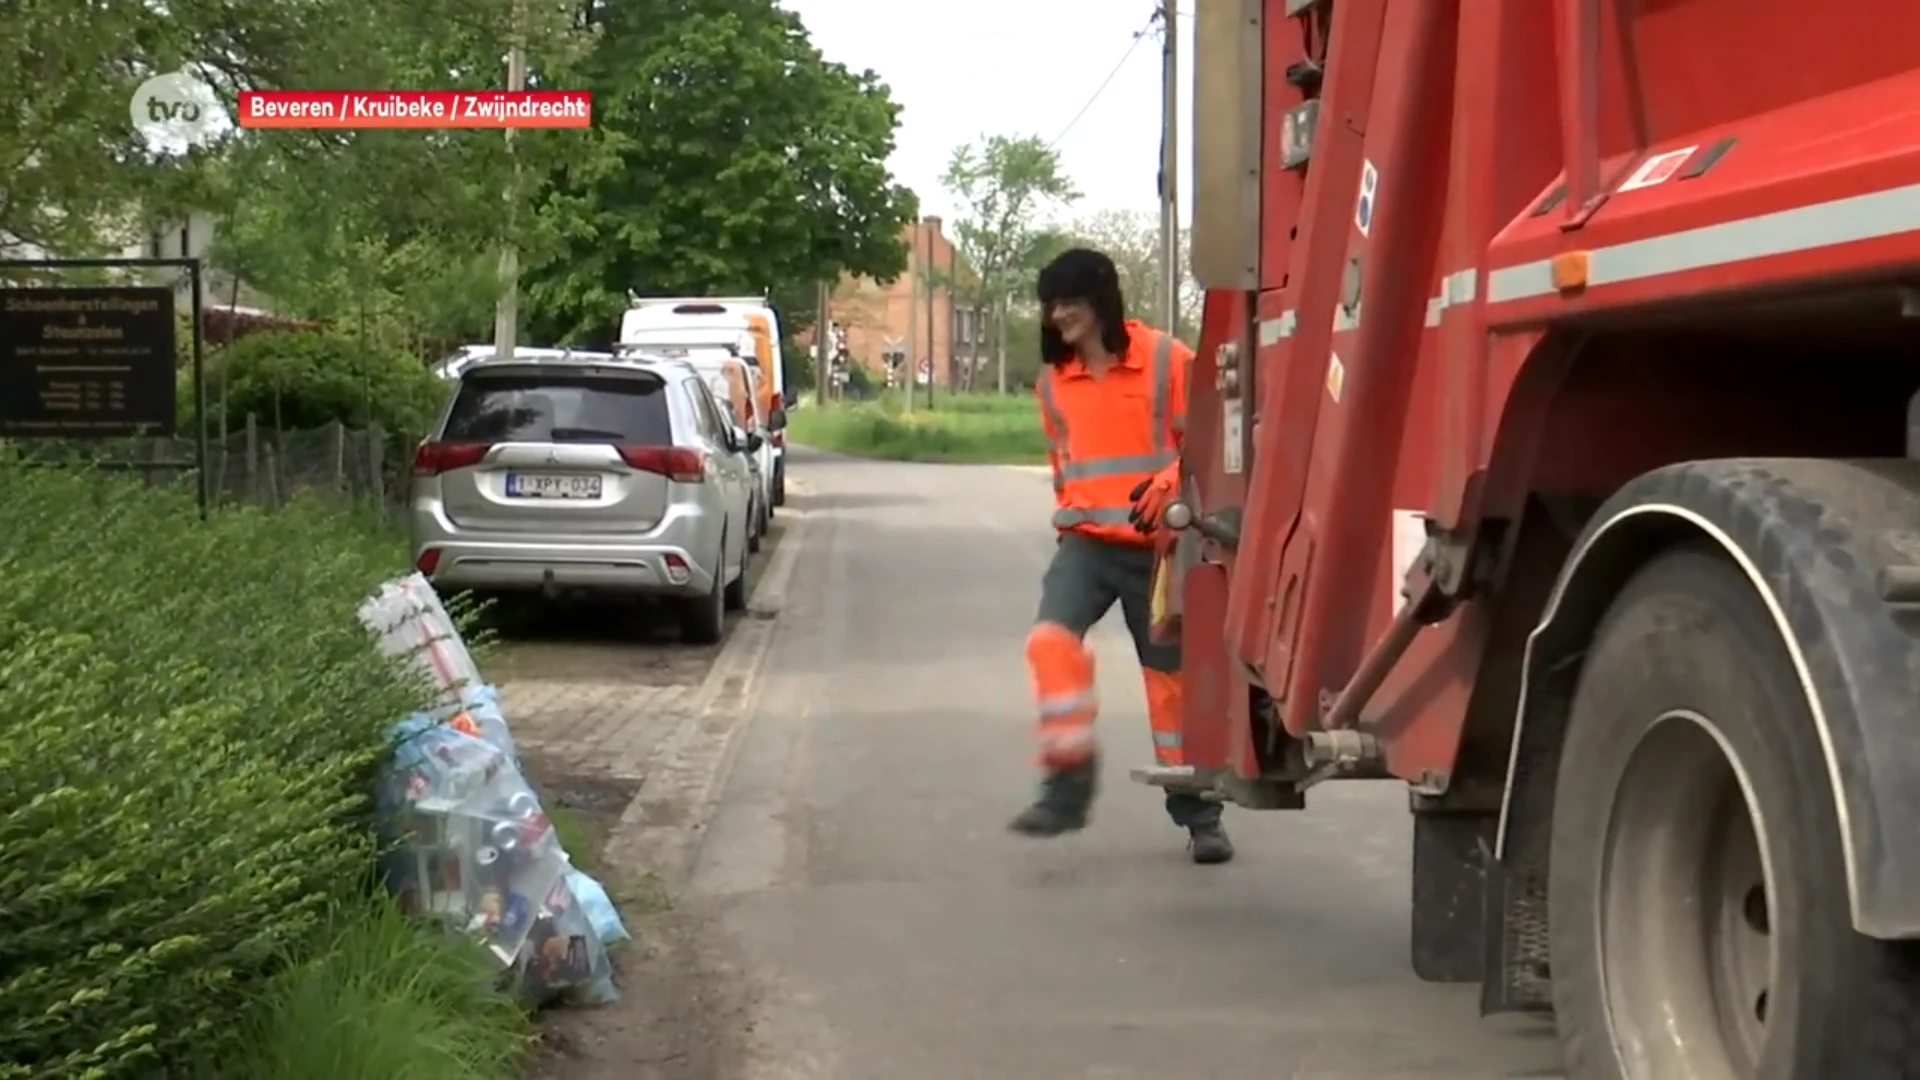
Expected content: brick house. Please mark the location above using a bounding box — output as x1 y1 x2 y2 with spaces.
812 216 986 388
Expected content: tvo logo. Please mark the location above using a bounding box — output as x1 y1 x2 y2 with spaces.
147 98 202 124
130 68 226 148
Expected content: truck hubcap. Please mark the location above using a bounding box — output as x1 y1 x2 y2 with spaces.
1600 709 1775 1076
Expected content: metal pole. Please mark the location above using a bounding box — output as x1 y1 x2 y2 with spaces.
815 279 831 401
925 227 936 409
996 291 1009 394
492 0 527 362
1159 0 1180 336
903 223 917 414
190 260 208 519
947 247 958 392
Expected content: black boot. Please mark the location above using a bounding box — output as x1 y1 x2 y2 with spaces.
1187 819 1235 864
1009 756 1098 837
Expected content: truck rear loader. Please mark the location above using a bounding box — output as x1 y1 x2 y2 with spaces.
1143 1 1920 1075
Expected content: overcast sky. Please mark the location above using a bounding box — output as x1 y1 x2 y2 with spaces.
779 0 1195 225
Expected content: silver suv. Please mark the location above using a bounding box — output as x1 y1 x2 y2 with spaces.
410 352 759 643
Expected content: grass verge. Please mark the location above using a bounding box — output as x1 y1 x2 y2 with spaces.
0 463 529 1079
209 894 532 1079
787 393 1046 464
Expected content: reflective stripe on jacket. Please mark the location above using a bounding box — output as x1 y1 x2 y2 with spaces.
1035 321 1189 546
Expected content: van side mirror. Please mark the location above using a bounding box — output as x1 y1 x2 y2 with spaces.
745 431 764 452
768 407 788 431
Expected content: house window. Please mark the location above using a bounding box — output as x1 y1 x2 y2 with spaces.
179 226 189 257
147 231 163 259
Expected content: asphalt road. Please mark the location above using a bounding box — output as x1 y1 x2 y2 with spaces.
688 447 1566 1079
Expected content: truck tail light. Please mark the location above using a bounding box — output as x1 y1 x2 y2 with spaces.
413 441 491 476
619 445 704 482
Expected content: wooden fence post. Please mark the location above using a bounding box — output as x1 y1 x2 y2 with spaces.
327 420 347 491
367 424 386 507
261 443 280 508
243 413 258 501
146 437 167 488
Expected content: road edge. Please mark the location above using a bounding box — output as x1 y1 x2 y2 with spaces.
602 494 811 895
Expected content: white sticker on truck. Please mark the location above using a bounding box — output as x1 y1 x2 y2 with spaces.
1221 400 1243 474
1356 159 1378 235
1326 353 1345 401
1391 509 1427 616
1617 146 1697 191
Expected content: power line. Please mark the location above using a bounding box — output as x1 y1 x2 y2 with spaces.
1047 11 1161 149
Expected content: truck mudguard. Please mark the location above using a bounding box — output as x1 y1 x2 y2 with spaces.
1500 457 1920 938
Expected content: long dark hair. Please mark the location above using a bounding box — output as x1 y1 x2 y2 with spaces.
1036 248 1129 366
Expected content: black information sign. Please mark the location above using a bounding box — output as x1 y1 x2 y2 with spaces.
0 286 177 437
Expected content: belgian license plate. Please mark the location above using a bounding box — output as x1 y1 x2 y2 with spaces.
505 472 602 499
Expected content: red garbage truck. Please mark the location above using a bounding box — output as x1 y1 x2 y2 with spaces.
1142 1 1920 1074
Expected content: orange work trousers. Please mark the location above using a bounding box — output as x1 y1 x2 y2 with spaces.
1025 531 1185 771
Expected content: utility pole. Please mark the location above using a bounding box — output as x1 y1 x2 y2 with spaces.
996 290 1009 394
815 279 831 402
492 0 527 361
947 244 959 392
925 228 938 409
903 222 917 414
1158 0 1180 337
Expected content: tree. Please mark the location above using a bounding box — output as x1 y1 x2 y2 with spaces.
521 0 918 345
0 0 584 260
1059 208 1201 343
940 133 1079 391
195 0 596 347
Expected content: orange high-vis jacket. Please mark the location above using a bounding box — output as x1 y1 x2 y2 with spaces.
1034 319 1192 547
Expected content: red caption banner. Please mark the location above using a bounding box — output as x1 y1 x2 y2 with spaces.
238 91 591 129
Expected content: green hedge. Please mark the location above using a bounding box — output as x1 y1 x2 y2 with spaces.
180 329 447 444
0 464 431 1076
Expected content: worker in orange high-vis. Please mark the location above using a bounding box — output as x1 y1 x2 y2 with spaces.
1008 248 1233 864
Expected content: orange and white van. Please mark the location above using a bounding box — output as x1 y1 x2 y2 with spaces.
619 297 790 505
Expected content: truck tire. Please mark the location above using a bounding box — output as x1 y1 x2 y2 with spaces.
1548 544 1920 1078
772 457 786 507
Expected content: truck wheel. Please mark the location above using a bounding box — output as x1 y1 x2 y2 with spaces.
1548 545 1920 1078
772 458 786 507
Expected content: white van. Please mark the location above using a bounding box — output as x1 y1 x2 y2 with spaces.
619 297 791 505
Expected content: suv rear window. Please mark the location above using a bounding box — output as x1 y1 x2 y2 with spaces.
442 371 671 443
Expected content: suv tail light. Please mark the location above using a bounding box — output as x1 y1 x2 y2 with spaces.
414 441 490 476
618 445 704 482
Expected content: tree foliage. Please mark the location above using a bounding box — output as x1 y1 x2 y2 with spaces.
522 0 919 345
941 134 1079 309
939 133 1079 390
1 0 917 357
